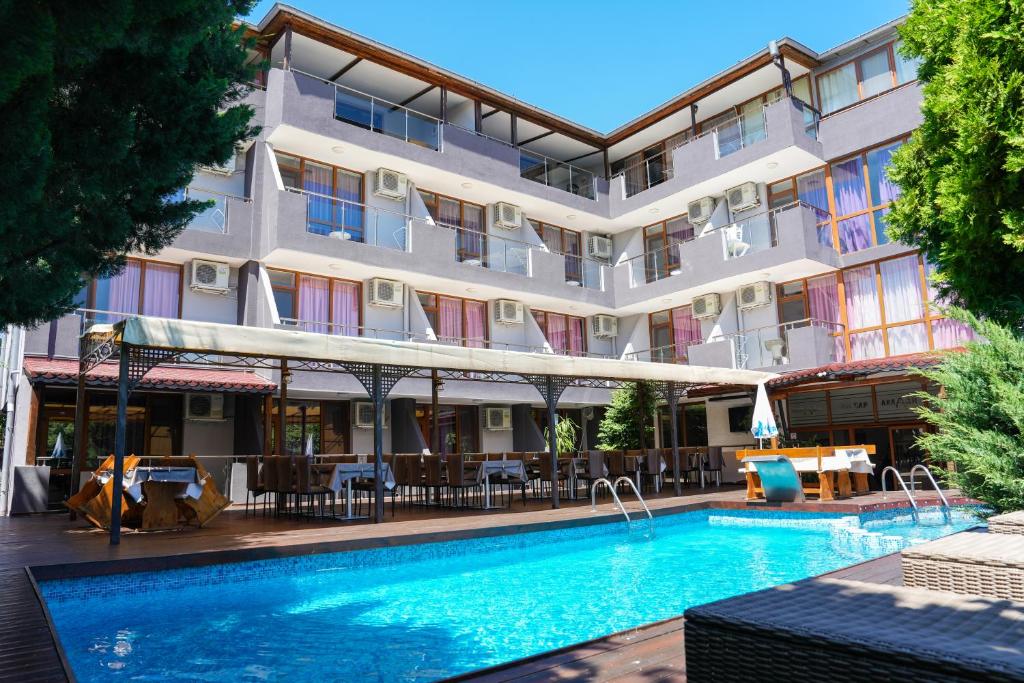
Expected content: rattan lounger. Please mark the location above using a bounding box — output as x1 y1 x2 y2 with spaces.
902 531 1024 601
684 577 1024 682
989 510 1024 535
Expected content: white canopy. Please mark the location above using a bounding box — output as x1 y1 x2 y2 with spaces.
113 316 777 387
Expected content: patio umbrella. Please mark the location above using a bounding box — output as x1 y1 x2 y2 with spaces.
304 434 315 459
51 432 65 460
750 382 778 448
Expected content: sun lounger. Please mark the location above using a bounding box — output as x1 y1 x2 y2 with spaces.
902 531 1024 601
684 577 1024 682
741 456 805 503
989 510 1024 535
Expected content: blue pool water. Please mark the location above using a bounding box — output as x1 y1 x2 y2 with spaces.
41 506 982 682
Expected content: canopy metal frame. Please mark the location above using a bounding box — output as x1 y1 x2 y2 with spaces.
74 321 766 544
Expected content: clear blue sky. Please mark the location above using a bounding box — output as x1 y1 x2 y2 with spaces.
246 0 909 132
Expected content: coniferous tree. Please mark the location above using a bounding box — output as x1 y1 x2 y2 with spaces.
596 382 657 450
0 1 259 325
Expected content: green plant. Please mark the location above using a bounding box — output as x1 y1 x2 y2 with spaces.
545 416 579 454
912 308 1024 512
596 381 656 450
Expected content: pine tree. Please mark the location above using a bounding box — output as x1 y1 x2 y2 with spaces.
596 382 657 450
0 1 260 325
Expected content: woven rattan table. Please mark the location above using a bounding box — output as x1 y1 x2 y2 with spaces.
902 531 1024 601
989 510 1024 535
684 577 1024 682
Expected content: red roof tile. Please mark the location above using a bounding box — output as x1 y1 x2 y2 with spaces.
23 357 276 394
767 351 954 389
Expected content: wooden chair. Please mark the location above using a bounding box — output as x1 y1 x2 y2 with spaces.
422 454 445 505
262 456 279 514
536 452 566 498
244 456 266 517
67 453 142 530
163 455 231 527
273 456 295 516
580 450 606 497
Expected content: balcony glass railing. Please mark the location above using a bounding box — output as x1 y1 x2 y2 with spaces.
623 242 686 288
448 225 533 276
614 152 675 198
290 188 410 250
294 70 443 151
519 150 597 200
622 340 704 365
708 318 845 369
700 201 831 261
172 186 248 233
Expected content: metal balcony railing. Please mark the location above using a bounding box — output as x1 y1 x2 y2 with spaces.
288 188 411 250
173 186 249 234
519 149 597 200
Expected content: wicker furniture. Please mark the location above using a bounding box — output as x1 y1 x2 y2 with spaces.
989 510 1024 535
902 531 1024 601
684 577 1024 682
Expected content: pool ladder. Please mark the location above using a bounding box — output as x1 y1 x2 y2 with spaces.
591 477 654 537
881 465 951 521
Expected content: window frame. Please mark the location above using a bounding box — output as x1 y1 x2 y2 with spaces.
815 41 917 116
274 151 366 239
648 304 701 363
535 222 584 283
418 188 486 262
267 267 363 334
87 257 184 319
531 307 588 356
416 289 489 347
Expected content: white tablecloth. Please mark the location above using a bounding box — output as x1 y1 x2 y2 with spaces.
741 451 874 475
318 463 396 494
121 467 202 503
474 460 528 485
834 448 875 474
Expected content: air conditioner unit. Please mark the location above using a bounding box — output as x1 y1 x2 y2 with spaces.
492 202 523 230
484 407 512 431
190 259 231 292
186 393 225 421
374 168 408 200
687 196 716 225
691 293 722 320
586 234 613 260
737 281 772 310
494 299 524 325
726 182 760 212
368 278 404 308
354 401 388 429
592 314 618 339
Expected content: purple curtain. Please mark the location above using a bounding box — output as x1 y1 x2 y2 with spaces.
141 263 180 318
465 301 486 348
439 297 463 343
298 276 330 333
850 330 884 360
671 306 702 362
831 158 868 216
101 261 142 323
887 323 929 355
331 281 360 336
931 318 976 349
844 266 882 329
567 317 585 356
807 274 845 362
838 215 873 254
547 314 568 353
867 143 902 205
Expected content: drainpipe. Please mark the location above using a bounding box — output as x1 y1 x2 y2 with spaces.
0 326 25 516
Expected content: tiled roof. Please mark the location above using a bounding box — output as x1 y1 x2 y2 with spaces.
23 357 276 394
767 351 952 389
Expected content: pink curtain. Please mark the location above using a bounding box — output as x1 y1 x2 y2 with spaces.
807 274 845 362
465 301 486 348
879 255 923 323
671 306 702 362
567 317 585 356
439 297 463 343
547 314 568 353
844 266 881 329
850 330 885 360
331 281 360 336
106 261 141 317
141 263 180 318
931 318 976 349
298 276 330 333
887 323 928 355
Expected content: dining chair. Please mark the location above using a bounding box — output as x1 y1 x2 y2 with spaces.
274 456 295 516
642 448 664 493
422 454 444 505
261 457 279 516
294 458 330 518
445 454 480 507
244 456 266 517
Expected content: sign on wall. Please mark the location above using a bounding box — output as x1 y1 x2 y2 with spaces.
788 391 828 427
828 387 874 424
875 381 927 421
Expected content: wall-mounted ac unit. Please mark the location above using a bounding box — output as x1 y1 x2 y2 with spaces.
687 197 715 225
353 401 389 429
737 281 772 310
726 182 760 212
374 168 408 200
494 299 524 325
186 393 225 421
592 314 618 339
586 234 613 260
492 202 522 230
484 407 512 431
691 293 722 320
191 259 230 292
368 278 404 308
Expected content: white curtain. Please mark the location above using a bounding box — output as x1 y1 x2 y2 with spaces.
818 63 858 114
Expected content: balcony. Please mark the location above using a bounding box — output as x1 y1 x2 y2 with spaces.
518 149 597 200
169 187 254 258
609 97 824 220
691 318 845 371
818 81 923 161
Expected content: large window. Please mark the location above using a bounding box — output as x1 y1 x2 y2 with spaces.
649 305 703 363
276 152 364 241
271 399 351 456
417 404 479 456
419 190 486 264
89 259 182 322
828 140 903 253
642 215 696 282
769 167 832 246
417 291 487 347
817 41 921 115
532 309 586 356
658 402 709 448
534 222 583 284
269 268 361 335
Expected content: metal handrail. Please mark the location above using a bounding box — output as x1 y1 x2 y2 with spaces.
292 68 442 123
613 476 654 524
881 465 919 517
909 464 950 508
696 200 828 235
591 477 630 523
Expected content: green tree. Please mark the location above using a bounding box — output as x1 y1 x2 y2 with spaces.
596 382 657 450
913 309 1024 513
886 0 1024 328
545 416 580 454
0 1 260 326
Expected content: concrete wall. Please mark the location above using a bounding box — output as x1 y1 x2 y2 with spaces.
818 83 923 161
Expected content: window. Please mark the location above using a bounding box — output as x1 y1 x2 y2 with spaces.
532 309 586 356
417 291 487 347
535 223 583 284
648 305 703 363
816 42 920 115
827 140 904 254
419 190 486 263
275 152 364 241
271 400 351 456
642 215 695 282
658 401 709 448
269 268 361 335
416 404 479 456
769 167 832 246
89 259 182 322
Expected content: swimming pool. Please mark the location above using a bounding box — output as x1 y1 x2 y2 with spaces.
40 506 982 682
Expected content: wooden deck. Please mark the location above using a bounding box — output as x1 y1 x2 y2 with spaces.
0 487 959 682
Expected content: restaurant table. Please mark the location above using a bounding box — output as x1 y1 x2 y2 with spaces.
564 458 609 500
315 462 396 520
475 460 528 509
114 466 202 531
121 467 203 504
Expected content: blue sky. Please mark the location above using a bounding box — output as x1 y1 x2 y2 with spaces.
246 1 909 132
